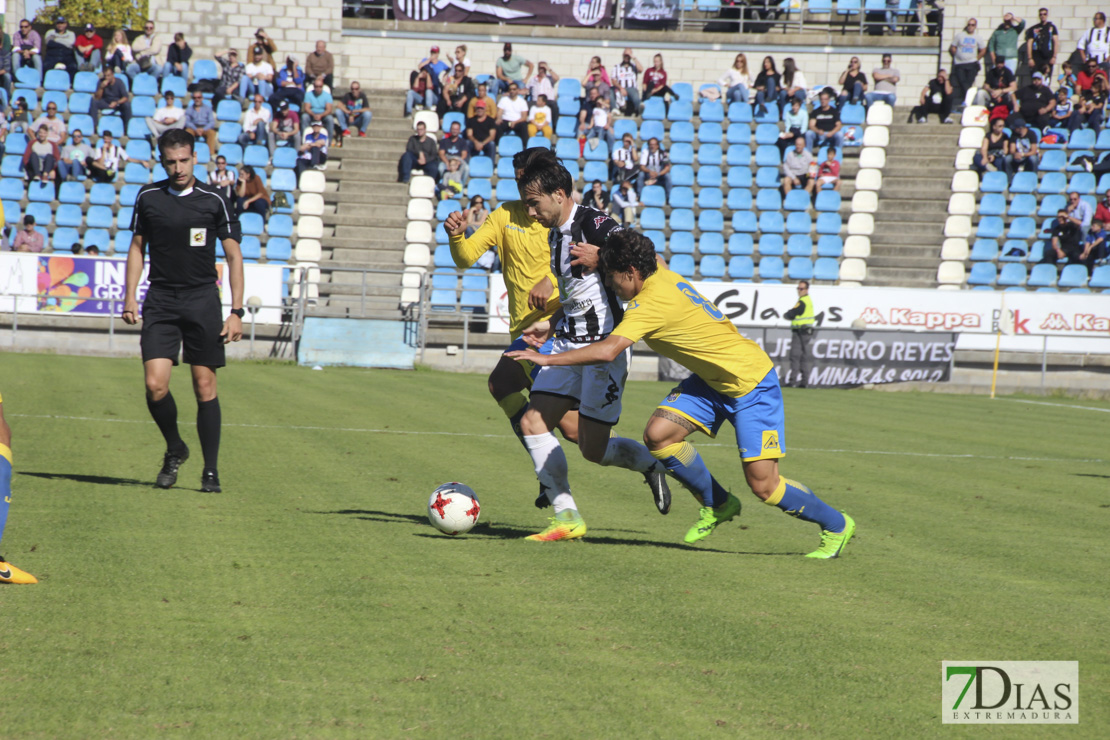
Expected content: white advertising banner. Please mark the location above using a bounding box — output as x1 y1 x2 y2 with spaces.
0 254 287 324
485 274 1110 354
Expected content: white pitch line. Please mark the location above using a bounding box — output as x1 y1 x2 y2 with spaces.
10 413 1105 463
1000 398 1110 414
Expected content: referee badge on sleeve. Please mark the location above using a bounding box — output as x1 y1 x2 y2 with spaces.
190 228 207 247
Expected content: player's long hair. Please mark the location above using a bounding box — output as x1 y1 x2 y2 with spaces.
517 159 573 198
599 229 658 281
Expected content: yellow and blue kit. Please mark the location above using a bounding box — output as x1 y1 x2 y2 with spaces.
612 270 846 534
0 392 11 545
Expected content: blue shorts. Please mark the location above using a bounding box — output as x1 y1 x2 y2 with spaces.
657 369 786 462
506 335 555 384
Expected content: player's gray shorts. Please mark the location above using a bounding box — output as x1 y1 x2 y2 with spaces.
530 337 629 425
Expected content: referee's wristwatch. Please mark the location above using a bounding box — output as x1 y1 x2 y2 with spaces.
230 308 245 318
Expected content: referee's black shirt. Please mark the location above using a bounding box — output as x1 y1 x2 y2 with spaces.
131 180 242 289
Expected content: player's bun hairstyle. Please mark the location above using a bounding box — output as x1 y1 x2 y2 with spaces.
517 159 573 198
512 146 557 173
598 229 659 281
157 128 195 157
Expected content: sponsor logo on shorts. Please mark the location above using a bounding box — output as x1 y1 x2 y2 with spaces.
602 374 620 407
761 431 780 451
665 389 681 403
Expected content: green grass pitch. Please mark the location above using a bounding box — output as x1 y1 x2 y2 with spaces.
0 353 1106 739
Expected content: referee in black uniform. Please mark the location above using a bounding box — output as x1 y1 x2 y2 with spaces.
122 129 244 493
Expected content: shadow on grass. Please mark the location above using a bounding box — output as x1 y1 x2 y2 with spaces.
324 509 795 555
1074 473 1110 479
19 471 151 488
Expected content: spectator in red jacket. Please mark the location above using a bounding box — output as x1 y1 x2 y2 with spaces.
74 23 103 72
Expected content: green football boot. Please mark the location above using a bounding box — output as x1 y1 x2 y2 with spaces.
805 513 856 559
684 494 742 544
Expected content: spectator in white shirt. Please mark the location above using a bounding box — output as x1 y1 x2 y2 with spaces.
495 83 529 141
88 130 130 182
145 90 185 141
610 48 642 115
611 179 640 226
238 94 273 149
210 154 237 201
240 45 275 100
1079 12 1110 73
720 53 754 104
610 132 639 184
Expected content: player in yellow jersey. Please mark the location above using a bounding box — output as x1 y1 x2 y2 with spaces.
0 392 37 583
443 148 576 508
509 230 856 558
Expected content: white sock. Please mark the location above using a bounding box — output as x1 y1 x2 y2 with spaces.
600 435 657 473
524 433 578 514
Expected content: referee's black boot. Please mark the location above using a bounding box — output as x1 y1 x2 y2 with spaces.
200 469 222 493
156 445 189 489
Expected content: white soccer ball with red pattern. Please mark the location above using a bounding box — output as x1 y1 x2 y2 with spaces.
427 483 480 535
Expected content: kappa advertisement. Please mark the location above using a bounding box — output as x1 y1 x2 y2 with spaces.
485 275 1110 356
0 254 286 324
393 0 612 26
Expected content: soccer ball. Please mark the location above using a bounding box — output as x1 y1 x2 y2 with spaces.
427 483 481 536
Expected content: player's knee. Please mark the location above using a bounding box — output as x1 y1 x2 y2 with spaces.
745 470 778 500
579 441 606 465
0 420 11 448
519 408 546 436
145 379 169 400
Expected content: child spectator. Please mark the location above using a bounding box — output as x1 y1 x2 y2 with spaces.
1070 75 1107 133
235 164 270 218
1080 219 1107 274
453 45 471 77
611 132 638 184
12 215 43 252
438 156 466 200
74 23 103 73
778 97 808 158
297 120 329 177
583 95 615 151
163 33 191 80
88 129 128 182
527 94 553 138
1049 88 1074 130
808 147 841 194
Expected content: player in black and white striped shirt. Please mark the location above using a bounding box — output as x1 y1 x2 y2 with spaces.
509 161 670 542
122 129 244 494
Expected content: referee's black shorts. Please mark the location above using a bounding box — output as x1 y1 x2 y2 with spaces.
141 284 226 368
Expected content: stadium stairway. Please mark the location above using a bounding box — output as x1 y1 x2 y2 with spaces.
866 121 955 287
314 89 410 318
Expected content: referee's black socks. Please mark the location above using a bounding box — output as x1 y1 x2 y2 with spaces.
147 392 186 454
196 398 221 473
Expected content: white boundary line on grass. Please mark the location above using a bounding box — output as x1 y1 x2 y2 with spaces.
11 413 1107 464
999 399 1110 414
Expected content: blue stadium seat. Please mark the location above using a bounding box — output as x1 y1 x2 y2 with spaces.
126 140 152 161
670 209 695 231
434 225 450 246
755 167 780 188
495 157 516 179
696 165 722 187
977 193 1006 216
557 78 581 99
1037 194 1066 217
1038 150 1066 171
14 66 40 89
237 236 262 261
816 235 843 257
554 116 577 139
192 59 219 82
841 103 865 125
755 188 782 211
441 112 465 133
788 257 814 280
267 214 294 238
697 143 723 166
755 145 781 167
997 263 1027 286
130 95 156 119
787 235 813 257
670 254 695 277
117 206 133 225
1 156 24 179
697 187 723 209
975 216 1005 239
698 210 724 233
642 98 666 121
726 145 751 166
613 119 638 141
1069 129 1096 151
7 133 27 152
495 179 519 202
998 239 1028 261
1097 129 1110 151
82 229 110 252
640 185 666 207
74 71 99 93
815 190 841 212
670 232 695 254
466 179 492 200
51 227 80 252
267 169 295 193
641 208 666 231
217 144 242 166
468 156 493 179
126 118 150 140
732 212 757 233
218 122 242 143
0 178 23 201
54 204 83 227
86 205 114 229
670 165 695 187
26 181 54 203
640 121 665 141
554 138 579 160
783 189 810 211
727 102 753 123
98 117 124 138
240 212 264 236
666 121 692 143
42 90 67 112
1069 172 1096 195
754 104 779 124
980 171 1007 193
786 212 812 234
583 141 609 161
670 143 694 165
813 257 840 281
970 238 999 261
671 82 694 103
2 201 18 223
728 166 753 188
24 202 51 226
581 161 606 182
1089 265 1110 288
699 255 726 278
726 189 752 210
699 233 725 254
754 123 780 145
758 234 784 255
1066 151 1095 172
726 123 751 145
1008 194 1037 217
728 233 754 256
643 230 666 252
1007 217 1036 240
815 213 842 235
263 237 292 262
967 262 997 285
758 256 785 280
728 255 754 279
1027 263 1057 287
667 101 694 122
243 145 269 167
161 76 187 97
1009 171 1037 193
700 101 725 123
562 159 580 181
131 73 158 96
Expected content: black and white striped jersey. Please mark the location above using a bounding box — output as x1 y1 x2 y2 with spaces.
548 204 623 343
